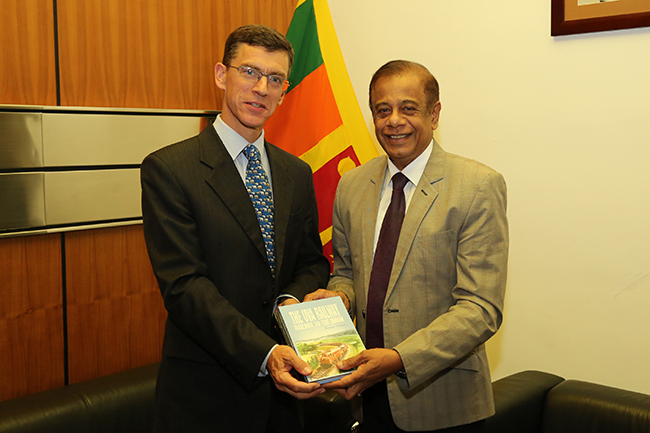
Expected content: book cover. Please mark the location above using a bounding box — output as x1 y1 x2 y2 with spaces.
275 296 365 384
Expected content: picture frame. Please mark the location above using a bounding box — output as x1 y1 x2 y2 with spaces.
552 0 650 36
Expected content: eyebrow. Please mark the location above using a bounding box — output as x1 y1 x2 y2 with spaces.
374 99 422 110
399 99 421 106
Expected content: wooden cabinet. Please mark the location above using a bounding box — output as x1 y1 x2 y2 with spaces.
0 0 298 401
65 226 165 384
1 0 296 109
0 0 57 106
0 234 64 401
57 0 297 109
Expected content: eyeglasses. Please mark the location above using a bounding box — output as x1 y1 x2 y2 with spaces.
228 65 290 91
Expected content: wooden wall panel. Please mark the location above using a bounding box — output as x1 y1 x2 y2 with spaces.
65 225 165 384
0 234 63 402
57 0 299 110
0 0 57 106
1 0 297 400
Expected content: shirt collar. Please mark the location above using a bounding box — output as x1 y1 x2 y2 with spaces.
213 114 266 161
385 139 433 188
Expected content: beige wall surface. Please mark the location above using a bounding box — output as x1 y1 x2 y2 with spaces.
328 0 650 394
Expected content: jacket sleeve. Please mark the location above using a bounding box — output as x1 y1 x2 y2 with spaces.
326 174 357 315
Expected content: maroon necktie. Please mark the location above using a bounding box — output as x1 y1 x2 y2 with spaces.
366 172 408 349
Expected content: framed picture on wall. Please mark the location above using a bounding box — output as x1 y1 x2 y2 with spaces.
552 0 650 35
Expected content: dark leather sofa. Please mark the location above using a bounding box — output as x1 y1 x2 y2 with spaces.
2 365 650 433
0 362 356 433
0 363 159 433
484 370 650 433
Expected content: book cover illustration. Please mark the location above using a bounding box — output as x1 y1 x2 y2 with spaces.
275 296 365 384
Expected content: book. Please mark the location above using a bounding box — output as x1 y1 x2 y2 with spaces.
275 296 365 384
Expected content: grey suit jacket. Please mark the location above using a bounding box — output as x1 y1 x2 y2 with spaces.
141 124 330 432
328 141 508 431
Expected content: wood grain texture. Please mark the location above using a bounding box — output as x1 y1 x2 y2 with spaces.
57 0 299 109
0 0 57 106
65 225 166 384
1 0 298 398
0 234 63 402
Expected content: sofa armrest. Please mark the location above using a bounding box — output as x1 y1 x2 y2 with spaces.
483 370 565 433
0 363 159 433
542 380 650 433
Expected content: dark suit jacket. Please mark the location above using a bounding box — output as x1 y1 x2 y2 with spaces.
141 124 330 433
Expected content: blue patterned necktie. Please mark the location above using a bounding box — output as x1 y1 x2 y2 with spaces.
243 144 275 275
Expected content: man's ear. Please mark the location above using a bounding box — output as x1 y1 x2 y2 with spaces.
276 81 290 106
277 90 286 106
431 101 442 130
214 62 227 91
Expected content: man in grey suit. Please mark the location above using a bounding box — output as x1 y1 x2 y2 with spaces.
305 60 509 432
141 25 330 433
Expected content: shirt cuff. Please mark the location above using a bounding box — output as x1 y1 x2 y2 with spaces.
276 293 298 305
259 344 279 377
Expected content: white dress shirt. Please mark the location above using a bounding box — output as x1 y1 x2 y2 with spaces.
373 141 434 254
213 115 273 199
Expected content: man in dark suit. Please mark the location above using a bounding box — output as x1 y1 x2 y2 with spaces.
141 25 330 433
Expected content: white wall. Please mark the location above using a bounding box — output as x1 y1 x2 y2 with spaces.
328 0 650 394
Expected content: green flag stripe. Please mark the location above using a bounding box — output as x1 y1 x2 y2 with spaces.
286 0 323 92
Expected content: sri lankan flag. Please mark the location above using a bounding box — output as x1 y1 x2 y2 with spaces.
265 0 379 268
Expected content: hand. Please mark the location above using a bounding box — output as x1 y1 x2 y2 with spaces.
303 289 350 311
267 345 324 399
322 349 403 399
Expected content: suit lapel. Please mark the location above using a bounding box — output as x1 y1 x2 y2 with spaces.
386 142 445 300
362 158 388 301
200 127 268 264
266 143 293 278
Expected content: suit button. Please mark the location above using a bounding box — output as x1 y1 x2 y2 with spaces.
262 300 270 308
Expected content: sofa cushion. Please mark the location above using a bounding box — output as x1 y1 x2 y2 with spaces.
484 370 565 433
543 380 650 433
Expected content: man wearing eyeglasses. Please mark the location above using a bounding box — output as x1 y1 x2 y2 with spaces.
141 24 330 433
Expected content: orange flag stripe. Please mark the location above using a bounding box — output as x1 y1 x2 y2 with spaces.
265 63 342 157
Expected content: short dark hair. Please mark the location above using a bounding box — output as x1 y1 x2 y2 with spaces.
369 60 440 115
222 24 294 75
